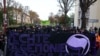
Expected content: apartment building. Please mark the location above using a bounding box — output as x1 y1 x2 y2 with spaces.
13 8 31 24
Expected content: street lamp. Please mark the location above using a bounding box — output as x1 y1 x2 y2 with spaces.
3 0 7 33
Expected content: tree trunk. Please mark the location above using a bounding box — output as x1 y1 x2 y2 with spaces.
7 12 9 26
81 11 87 29
64 11 69 27
16 12 18 24
21 13 23 26
64 12 67 26
30 18 32 24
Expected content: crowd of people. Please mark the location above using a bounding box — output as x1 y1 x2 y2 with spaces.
0 25 100 55
7 25 96 34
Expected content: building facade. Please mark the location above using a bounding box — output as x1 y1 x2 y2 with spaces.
74 0 100 29
13 8 31 24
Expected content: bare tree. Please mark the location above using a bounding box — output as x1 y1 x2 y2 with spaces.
29 10 39 24
58 14 67 25
23 6 29 24
49 13 55 25
13 1 19 24
79 0 97 29
7 0 14 7
54 15 60 25
58 0 75 26
18 4 24 26
49 16 55 25
34 17 41 25
6 0 14 25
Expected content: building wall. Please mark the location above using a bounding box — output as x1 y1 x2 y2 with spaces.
89 0 100 28
23 14 31 24
74 0 80 27
74 0 100 29
13 9 31 24
74 0 81 27
0 1 31 25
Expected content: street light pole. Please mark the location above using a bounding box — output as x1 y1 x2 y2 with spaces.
3 0 6 13
3 0 7 33
3 1 8 56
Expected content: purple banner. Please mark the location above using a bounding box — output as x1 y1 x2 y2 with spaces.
6 30 95 56
6 31 68 56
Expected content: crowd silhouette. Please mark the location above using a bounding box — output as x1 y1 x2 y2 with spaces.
0 25 100 56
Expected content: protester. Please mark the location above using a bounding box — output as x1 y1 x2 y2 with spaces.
96 28 100 49
0 32 5 56
3 25 98 56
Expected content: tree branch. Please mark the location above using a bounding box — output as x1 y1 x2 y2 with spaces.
88 0 97 7
58 0 64 10
67 0 75 11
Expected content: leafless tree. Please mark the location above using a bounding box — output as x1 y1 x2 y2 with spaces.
58 0 75 26
49 13 55 25
79 0 97 28
29 10 39 24
18 4 24 26
6 0 14 25
13 1 19 24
